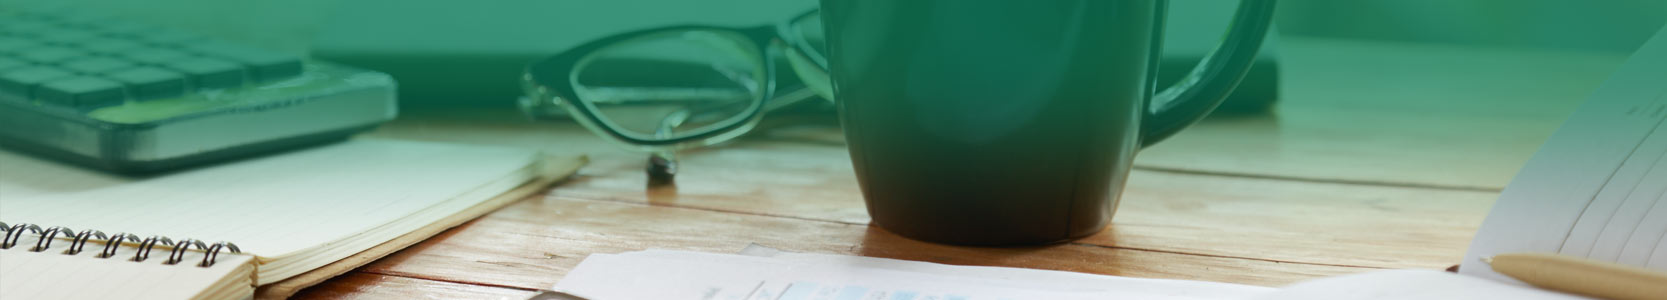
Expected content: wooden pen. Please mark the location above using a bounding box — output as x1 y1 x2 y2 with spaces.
1485 252 1667 300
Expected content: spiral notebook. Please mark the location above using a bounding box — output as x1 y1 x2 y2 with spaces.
0 139 586 299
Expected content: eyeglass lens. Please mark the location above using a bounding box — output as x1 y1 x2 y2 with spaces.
570 30 768 141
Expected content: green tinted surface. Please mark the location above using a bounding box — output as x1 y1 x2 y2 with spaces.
85 62 387 124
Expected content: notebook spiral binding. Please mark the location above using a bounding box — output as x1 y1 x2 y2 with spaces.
0 221 242 268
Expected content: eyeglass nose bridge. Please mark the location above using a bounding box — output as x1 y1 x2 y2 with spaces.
518 75 574 120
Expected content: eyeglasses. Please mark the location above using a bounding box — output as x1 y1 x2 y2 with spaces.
521 10 831 183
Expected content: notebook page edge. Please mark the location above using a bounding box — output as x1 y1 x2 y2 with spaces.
1460 24 1667 282
250 153 544 283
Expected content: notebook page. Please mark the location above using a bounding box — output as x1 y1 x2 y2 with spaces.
1636 193 1667 269
1601 139 1667 266
1651 196 1667 269
0 246 256 299
0 139 536 264
1563 117 1667 265
1460 25 1667 282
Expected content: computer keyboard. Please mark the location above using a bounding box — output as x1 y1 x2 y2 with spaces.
0 8 397 173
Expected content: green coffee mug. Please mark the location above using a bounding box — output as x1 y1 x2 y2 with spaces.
825 0 1277 245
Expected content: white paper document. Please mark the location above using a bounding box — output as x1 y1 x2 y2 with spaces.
550 249 1595 300
1253 270 1587 300
553 249 1274 300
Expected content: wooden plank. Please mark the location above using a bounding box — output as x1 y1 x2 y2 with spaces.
1103 170 1493 269
544 137 1495 270
333 38 1621 295
1139 105 1556 191
292 272 534 300
1138 38 1628 190
357 197 1372 291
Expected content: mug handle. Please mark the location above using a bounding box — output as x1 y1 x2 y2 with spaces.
1140 0 1277 147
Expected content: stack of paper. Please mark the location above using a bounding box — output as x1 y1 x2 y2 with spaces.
551 248 1590 300
553 248 1273 300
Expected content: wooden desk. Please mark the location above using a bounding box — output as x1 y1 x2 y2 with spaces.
294 38 1628 299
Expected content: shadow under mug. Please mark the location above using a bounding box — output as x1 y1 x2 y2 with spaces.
825 0 1278 245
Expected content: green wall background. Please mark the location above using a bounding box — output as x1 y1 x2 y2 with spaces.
1277 0 1667 52
7 0 1665 53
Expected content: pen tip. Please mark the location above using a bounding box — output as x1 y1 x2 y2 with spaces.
1481 256 1494 265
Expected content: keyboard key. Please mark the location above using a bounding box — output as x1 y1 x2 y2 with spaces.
0 66 75 98
47 14 116 29
37 76 124 107
0 37 43 54
14 8 76 22
1 11 318 103
0 19 56 36
15 46 87 63
122 47 193 65
134 30 201 46
0 58 29 71
34 28 100 45
104 67 185 100
163 57 244 89
85 22 158 38
61 57 134 74
188 42 302 82
76 38 145 54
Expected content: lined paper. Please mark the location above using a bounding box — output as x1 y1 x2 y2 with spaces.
1461 25 1667 282
1562 114 1667 265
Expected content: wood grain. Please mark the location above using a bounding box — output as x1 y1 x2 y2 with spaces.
301 38 1622 298
544 136 1496 270
293 272 534 300
354 196 1373 291
1137 38 1627 190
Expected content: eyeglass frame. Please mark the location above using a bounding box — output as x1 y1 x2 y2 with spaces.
520 10 830 152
